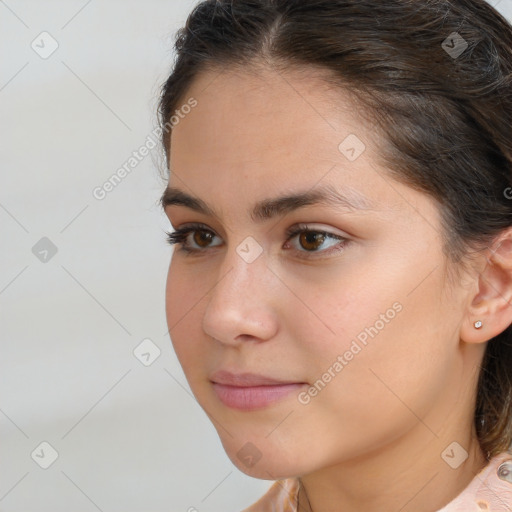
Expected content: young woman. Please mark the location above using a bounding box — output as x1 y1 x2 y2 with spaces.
157 1 512 510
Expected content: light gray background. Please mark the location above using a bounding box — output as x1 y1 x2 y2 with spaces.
1 1 511 511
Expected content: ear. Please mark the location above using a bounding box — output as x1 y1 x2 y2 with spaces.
461 228 512 344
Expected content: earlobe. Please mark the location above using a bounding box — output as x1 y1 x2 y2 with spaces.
461 228 512 344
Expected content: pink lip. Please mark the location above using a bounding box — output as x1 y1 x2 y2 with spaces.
210 370 301 386
210 370 306 410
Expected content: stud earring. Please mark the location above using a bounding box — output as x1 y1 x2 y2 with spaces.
474 320 483 329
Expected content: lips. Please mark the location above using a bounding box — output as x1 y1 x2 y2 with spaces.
210 370 302 387
210 370 307 410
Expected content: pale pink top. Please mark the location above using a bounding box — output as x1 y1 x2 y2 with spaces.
242 450 512 512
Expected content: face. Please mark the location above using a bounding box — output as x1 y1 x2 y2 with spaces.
163 65 474 479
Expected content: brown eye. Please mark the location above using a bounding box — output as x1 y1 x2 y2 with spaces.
166 223 348 258
193 230 215 248
298 231 326 251
284 225 348 259
165 224 222 253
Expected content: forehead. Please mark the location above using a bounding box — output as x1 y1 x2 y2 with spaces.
172 64 368 133
165 65 434 229
168 65 381 181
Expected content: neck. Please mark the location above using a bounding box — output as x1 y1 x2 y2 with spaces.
297 422 487 512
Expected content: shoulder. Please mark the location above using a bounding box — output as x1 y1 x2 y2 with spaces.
240 478 300 512
438 450 512 512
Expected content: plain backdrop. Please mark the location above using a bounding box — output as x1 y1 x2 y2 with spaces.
1 0 511 511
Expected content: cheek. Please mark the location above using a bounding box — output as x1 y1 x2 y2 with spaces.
301 246 454 403
307 269 453 430
165 260 182 335
290 263 397 361
165 260 206 370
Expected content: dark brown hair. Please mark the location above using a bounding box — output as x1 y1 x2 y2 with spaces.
158 0 512 458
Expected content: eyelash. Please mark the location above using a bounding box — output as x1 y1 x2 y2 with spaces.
164 222 349 259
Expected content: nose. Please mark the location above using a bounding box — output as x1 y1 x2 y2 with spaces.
201 247 280 346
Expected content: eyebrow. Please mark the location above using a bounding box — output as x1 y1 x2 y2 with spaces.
160 183 374 222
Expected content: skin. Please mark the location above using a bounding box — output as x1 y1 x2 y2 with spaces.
162 63 512 512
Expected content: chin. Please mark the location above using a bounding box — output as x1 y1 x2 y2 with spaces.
217 434 307 480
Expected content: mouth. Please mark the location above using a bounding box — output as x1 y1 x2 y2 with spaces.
210 370 307 411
